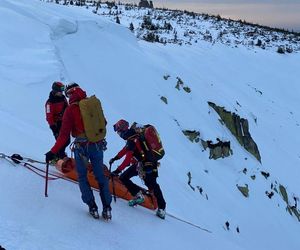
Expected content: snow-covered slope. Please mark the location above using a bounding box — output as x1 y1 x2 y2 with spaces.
92 1 300 53
0 0 299 249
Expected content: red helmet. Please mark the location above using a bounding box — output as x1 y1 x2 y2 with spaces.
52 81 65 93
66 86 86 103
113 119 129 133
65 82 79 97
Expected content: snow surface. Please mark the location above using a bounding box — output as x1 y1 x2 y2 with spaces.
94 2 300 53
0 0 299 249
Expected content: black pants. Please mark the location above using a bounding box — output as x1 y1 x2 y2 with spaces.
119 164 166 210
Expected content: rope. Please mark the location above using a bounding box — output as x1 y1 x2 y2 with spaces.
0 152 59 180
0 153 17 166
22 162 58 180
166 212 212 233
0 152 103 195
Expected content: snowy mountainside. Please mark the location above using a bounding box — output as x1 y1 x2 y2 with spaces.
51 0 300 53
0 0 300 250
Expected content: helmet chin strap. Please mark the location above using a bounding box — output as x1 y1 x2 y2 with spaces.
119 131 126 139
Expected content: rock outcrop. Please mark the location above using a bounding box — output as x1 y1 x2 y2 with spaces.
208 102 261 162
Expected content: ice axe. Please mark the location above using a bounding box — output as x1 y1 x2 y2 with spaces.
109 162 117 203
45 162 49 197
3 154 49 197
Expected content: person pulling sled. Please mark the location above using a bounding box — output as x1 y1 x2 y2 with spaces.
110 120 166 219
45 83 112 220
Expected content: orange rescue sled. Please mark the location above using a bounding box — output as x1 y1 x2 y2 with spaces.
55 158 158 210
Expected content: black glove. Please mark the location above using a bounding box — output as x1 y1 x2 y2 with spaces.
50 125 59 138
109 156 118 165
45 151 56 163
111 169 121 177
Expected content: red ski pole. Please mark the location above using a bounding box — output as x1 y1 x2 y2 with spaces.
45 162 49 197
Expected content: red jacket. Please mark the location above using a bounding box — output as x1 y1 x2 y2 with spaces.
51 88 87 154
45 92 68 126
115 129 145 171
116 146 138 171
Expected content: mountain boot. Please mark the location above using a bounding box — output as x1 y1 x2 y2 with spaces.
102 206 112 220
88 201 99 219
128 191 145 207
156 208 166 220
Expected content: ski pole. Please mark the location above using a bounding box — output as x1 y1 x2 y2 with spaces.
45 162 49 197
111 176 117 203
109 163 117 202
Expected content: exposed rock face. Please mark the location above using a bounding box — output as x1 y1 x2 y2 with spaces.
279 185 300 221
237 184 249 198
182 130 200 143
208 101 261 162
160 96 168 104
202 139 233 160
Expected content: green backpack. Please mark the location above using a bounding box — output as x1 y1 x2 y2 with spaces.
79 95 106 142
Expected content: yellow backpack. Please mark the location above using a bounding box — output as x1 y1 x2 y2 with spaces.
79 95 106 142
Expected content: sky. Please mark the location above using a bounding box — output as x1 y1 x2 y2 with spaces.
124 0 300 31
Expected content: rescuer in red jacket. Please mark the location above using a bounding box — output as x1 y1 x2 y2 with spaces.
45 82 69 159
45 84 112 220
110 120 166 219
